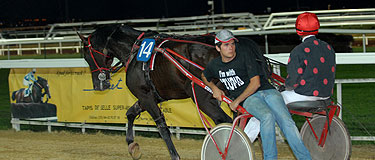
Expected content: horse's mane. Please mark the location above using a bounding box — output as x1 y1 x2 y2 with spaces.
37 76 44 81
119 25 159 38
155 33 215 45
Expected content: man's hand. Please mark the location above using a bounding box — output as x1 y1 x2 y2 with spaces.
229 100 239 112
212 87 225 101
201 73 225 101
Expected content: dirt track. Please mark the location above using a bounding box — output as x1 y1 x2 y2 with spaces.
0 130 374 160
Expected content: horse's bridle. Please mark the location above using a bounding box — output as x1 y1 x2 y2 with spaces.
85 26 124 83
86 35 112 81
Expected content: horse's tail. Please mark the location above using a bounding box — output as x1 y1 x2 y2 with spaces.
12 91 17 101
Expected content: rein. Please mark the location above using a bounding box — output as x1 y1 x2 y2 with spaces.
34 80 43 89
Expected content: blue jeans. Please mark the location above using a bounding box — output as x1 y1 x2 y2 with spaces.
243 89 311 160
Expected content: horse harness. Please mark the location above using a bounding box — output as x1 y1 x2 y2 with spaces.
125 33 216 103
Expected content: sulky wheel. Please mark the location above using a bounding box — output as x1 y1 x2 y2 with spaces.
300 115 352 160
201 123 254 160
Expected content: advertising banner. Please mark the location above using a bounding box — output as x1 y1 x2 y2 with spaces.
8 68 232 128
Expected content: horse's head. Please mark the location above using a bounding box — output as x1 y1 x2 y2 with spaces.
36 76 51 99
78 28 115 91
78 25 159 91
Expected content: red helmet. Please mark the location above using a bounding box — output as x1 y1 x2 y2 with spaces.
295 12 320 36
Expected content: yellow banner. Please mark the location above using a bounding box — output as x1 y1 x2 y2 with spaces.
8 68 232 128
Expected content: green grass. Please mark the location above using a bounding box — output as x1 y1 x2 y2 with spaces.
0 69 11 130
352 46 375 52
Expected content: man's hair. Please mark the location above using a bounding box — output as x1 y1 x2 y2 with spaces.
216 41 239 49
215 42 222 48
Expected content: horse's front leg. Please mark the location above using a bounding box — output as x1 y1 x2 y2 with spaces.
139 98 180 160
126 101 143 144
126 101 144 160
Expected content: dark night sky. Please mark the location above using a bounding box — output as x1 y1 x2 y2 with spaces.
0 0 374 27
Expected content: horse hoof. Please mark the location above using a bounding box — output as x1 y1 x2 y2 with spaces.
128 142 142 160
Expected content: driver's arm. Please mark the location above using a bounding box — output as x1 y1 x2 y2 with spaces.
201 73 225 101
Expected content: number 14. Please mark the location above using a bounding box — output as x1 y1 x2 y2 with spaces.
138 41 154 58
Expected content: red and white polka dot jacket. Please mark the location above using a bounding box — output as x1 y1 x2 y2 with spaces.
286 36 336 97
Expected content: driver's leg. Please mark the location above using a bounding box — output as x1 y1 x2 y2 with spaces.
264 89 312 160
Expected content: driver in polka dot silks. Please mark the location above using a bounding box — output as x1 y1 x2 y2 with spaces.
281 12 336 104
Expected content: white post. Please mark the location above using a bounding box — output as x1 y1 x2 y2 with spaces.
59 42 63 54
7 45 10 60
78 41 82 54
265 35 269 54
81 121 86 134
125 123 128 134
11 118 21 131
362 34 366 53
337 83 343 119
37 43 41 55
18 44 22 55
176 126 181 140
47 120 52 133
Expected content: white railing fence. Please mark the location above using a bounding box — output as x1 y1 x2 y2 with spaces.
1 8 375 58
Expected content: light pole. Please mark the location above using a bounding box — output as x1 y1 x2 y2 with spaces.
207 0 215 31
208 0 214 15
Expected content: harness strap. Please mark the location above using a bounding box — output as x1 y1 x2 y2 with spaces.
144 61 165 102
154 112 167 129
149 52 157 70
87 35 111 58
109 61 124 74
125 32 145 72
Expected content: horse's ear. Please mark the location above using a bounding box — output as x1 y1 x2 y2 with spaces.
77 33 86 41
74 27 86 41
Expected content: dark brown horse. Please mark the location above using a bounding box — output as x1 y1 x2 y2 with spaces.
12 76 51 103
78 25 263 160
